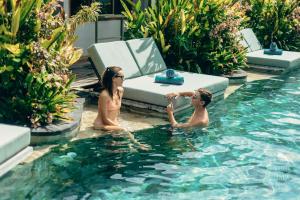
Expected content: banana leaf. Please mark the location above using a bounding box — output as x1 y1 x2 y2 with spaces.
11 6 21 37
20 0 36 27
68 49 83 66
180 10 186 34
41 27 64 50
134 0 141 12
121 0 133 21
2 43 21 55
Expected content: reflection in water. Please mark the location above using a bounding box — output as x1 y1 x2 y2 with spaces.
1 70 300 199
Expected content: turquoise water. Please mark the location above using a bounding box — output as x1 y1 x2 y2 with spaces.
1 71 300 200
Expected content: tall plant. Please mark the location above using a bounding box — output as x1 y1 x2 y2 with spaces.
0 0 100 127
122 0 200 72
195 1 248 74
243 0 300 51
122 0 247 75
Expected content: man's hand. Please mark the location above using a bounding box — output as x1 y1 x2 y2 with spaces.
166 102 177 127
166 92 179 101
166 103 174 113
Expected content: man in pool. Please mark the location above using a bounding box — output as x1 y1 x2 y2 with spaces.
166 88 212 128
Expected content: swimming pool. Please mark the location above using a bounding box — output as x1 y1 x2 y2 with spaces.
1 70 300 200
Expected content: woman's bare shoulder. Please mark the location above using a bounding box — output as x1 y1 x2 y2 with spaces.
99 90 109 98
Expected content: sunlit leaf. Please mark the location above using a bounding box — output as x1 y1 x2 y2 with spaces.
3 43 21 55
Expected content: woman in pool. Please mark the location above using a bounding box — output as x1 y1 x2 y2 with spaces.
94 66 125 131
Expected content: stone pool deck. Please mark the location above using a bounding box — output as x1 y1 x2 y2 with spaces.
23 71 276 163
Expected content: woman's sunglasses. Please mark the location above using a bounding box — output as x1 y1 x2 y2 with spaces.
115 75 124 80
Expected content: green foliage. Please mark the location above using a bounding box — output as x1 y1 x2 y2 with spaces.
193 0 247 74
243 0 300 51
122 0 247 75
0 0 100 127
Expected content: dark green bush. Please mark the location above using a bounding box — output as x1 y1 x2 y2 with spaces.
193 1 248 74
122 0 247 75
244 0 300 51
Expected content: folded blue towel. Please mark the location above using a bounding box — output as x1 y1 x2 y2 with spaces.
264 42 283 55
166 69 176 78
264 49 283 55
270 42 278 51
155 69 184 85
155 75 184 85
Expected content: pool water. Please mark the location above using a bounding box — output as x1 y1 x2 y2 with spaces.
1 71 300 200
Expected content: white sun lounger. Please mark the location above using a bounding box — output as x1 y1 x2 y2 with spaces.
0 124 32 177
88 37 228 116
240 28 300 70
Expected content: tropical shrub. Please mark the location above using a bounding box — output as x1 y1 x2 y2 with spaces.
193 0 248 74
121 0 247 75
0 0 100 127
122 0 199 72
243 0 300 51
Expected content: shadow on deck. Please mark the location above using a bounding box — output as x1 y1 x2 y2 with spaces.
71 58 98 89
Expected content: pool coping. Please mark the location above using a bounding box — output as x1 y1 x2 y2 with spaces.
30 98 85 145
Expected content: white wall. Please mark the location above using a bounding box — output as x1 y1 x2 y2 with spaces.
63 0 158 56
74 23 96 55
97 20 122 43
63 0 122 56
74 20 123 56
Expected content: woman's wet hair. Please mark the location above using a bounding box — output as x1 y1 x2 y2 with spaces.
197 88 212 107
100 66 122 99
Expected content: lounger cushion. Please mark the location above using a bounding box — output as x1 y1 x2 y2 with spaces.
239 38 250 51
237 31 250 51
123 71 228 108
240 28 262 52
247 50 300 68
0 124 31 164
88 41 142 79
126 38 167 75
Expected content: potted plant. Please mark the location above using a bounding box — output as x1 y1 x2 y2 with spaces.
0 0 100 141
